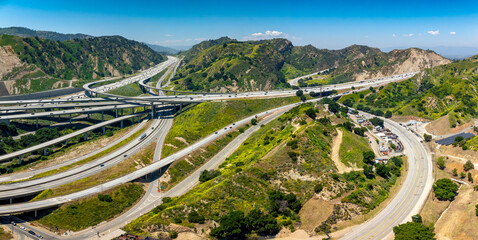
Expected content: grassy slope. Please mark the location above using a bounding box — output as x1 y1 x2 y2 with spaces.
126 104 335 234
163 130 242 189
162 96 300 157
339 129 372 168
108 82 144 96
38 183 143 231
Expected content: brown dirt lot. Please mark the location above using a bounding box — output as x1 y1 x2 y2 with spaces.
425 115 474 136
299 196 338 233
434 184 478 240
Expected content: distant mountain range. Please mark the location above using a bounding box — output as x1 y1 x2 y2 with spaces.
381 46 478 60
144 43 179 55
0 27 180 55
0 26 92 41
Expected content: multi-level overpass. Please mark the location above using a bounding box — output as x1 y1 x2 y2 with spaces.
0 57 431 240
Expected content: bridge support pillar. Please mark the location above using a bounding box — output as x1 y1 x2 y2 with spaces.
121 120 123 128
87 113 90 120
36 118 38 129
115 108 118 118
131 107 134 114
102 126 106 135
101 112 104 122
18 156 21 165
65 139 69 145
151 104 155 119
44 148 47 156
180 103 182 113
121 108 123 116
69 113 72 125
10 198 12 204
84 132 87 141
34 210 37 218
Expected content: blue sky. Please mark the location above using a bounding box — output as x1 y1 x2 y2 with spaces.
0 0 477 50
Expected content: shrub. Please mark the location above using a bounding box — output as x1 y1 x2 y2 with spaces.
199 169 221 183
98 194 113 202
464 160 474 171
251 118 258 125
437 157 445 170
433 178 458 201
468 172 473 183
393 222 435 240
169 230 178 239
314 183 323 193
362 150 375 165
424 134 432 142
452 168 458 176
295 90 303 97
188 210 205 224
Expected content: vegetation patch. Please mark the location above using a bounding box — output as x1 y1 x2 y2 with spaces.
339 129 372 168
162 96 300 157
38 183 143 231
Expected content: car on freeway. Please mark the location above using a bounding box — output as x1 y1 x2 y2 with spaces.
215 132 218 134
100 164 104 167
124 154 128 157
10 221 16 226
28 230 36 235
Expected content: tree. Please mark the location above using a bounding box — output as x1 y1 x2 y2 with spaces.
412 214 423 223
452 168 458 176
245 209 280 236
199 170 221 183
433 178 458 201
424 134 432 142
328 101 341 113
188 210 205 224
305 108 316 119
460 172 466 179
468 172 474 183
369 117 384 127
251 118 258 125
210 211 247 239
375 163 390 179
384 111 392 118
300 95 307 102
98 194 113 202
476 204 478 216
295 90 303 97
362 150 376 165
455 136 464 143
363 165 375 179
437 157 445 170
464 160 474 171
393 222 435 240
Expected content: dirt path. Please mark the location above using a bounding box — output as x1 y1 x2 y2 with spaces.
332 129 355 173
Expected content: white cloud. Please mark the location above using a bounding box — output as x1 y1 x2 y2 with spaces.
165 34 174 37
245 30 288 40
450 31 456 35
392 33 396 37
427 30 440 36
406 33 413 37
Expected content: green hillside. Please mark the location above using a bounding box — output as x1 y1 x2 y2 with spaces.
171 37 448 92
0 34 165 94
339 55 478 124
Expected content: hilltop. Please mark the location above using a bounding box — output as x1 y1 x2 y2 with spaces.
171 37 450 92
0 34 166 95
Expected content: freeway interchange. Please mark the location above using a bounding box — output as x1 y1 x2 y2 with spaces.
0 58 430 240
